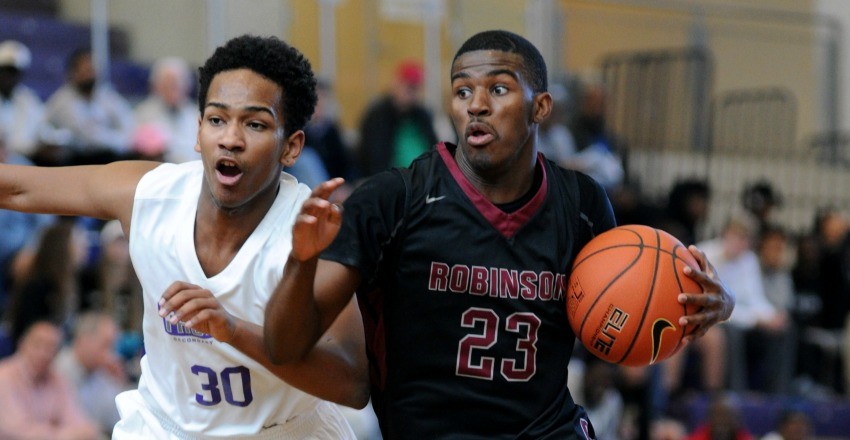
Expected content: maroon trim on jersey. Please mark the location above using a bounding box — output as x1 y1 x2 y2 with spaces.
437 142 549 238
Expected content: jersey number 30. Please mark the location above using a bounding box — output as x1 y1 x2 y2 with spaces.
191 365 254 407
456 307 540 381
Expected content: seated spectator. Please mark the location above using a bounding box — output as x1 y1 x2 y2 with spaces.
809 207 850 394
756 225 798 393
580 358 625 440
760 409 812 440
658 179 712 246
686 393 754 440
741 180 783 240
699 214 789 392
134 57 199 163
303 79 358 200
5 219 89 349
305 79 358 182
652 418 687 440
0 40 46 159
0 320 99 439
0 130 54 317
44 47 135 165
54 312 132 436
563 78 625 190
128 123 168 162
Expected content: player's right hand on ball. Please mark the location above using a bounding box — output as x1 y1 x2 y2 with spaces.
291 177 345 262
158 281 236 342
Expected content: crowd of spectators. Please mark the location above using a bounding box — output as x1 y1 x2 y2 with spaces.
0 36 848 439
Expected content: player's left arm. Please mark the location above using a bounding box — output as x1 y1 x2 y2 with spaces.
678 245 735 341
157 281 369 409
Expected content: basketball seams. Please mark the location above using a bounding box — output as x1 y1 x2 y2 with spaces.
575 228 646 340
615 227 662 365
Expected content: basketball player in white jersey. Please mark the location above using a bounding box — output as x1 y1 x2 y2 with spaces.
0 35 367 439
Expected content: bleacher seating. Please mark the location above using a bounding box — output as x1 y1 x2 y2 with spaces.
0 8 147 101
685 392 850 438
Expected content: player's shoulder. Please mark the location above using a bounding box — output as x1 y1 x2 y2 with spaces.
545 159 606 199
134 160 201 199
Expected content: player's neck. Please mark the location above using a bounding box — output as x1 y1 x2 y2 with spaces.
193 184 278 277
453 144 537 205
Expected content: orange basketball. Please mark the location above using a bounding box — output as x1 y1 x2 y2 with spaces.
566 224 702 366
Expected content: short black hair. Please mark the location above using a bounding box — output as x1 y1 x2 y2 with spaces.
197 35 317 136
452 30 548 93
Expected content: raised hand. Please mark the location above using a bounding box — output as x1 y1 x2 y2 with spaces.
157 281 236 342
291 177 346 262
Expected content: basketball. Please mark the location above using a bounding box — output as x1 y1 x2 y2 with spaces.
566 224 702 366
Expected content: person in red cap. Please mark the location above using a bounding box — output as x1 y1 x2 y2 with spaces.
356 59 438 177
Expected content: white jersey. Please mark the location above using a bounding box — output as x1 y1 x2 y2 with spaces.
123 161 346 438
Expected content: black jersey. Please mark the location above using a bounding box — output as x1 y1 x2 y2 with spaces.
323 142 616 439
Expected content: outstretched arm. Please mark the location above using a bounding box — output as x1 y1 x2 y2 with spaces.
158 281 369 408
0 161 160 230
679 245 735 341
264 178 362 364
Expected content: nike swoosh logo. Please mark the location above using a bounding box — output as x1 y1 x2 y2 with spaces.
425 195 446 204
650 319 675 365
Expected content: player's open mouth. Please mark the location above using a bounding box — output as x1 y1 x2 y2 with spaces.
215 159 243 186
466 123 495 146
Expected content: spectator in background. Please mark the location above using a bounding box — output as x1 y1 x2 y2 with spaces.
537 80 578 167
0 130 54 318
0 40 46 159
580 358 625 440
45 47 134 165
306 79 358 182
687 393 754 440
741 180 783 240
659 179 712 246
356 59 437 177
761 409 812 440
811 207 850 394
128 123 168 162
563 79 624 190
301 79 358 200
54 312 132 437
4 219 89 349
0 320 100 440
699 214 789 392
756 225 798 394
92 220 142 338
134 56 199 163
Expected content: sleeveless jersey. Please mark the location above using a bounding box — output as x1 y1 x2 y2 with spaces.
323 143 617 439
128 161 323 437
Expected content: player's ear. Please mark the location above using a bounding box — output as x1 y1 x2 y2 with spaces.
531 91 553 124
279 129 305 167
194 116 202 153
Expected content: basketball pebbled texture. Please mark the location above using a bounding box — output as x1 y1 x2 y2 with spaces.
567 224 702 366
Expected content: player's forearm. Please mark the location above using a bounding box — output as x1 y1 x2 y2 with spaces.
232 318 370 408
264 254 326 364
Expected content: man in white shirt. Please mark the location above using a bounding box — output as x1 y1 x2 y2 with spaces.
44 47 135 164
134 57 200 163
0 40 46 159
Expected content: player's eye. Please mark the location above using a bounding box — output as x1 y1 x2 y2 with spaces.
247 121 267 130
207 116 224 126
456 88 472 99
493 85 509 96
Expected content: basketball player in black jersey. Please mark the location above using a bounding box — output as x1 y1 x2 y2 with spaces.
265 30 735 439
